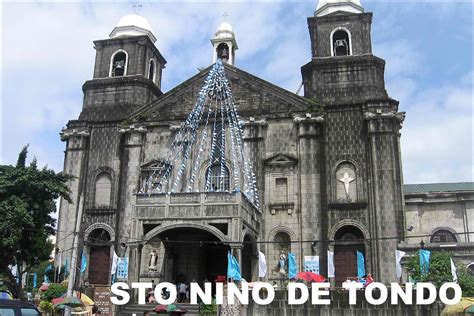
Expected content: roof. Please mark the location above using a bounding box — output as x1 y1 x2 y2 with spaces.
403 182 474 194
127 63 316 123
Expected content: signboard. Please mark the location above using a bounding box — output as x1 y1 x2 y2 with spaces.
304 256 320 273
116 257 129 280
93 286 112 316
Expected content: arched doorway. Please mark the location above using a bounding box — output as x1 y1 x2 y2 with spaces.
87 228 111 285
334 226 365 285
152 227 229 283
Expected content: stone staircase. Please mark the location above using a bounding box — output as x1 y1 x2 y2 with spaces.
118 303 201 316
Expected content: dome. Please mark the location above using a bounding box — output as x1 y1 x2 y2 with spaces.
316 0 363 17
217 22 233 33
109 14 157 43
214 21 235 40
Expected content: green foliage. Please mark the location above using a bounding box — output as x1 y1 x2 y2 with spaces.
42 284 67 301
200 298 217 315
0 146 72 300
457 265 474 297
405 250 474 296
406 251 453 287
39 300 55 313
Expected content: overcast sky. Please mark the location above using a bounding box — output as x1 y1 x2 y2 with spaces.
1 0 473 184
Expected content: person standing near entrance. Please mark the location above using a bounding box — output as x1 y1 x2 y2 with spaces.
178 282 187 302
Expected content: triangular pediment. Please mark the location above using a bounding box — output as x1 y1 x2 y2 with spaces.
264 153 298 167
127 63 317 123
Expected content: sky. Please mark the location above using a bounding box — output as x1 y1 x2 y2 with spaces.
1 0 473 184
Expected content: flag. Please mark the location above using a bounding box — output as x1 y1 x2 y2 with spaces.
450 258 458 283
64 258 69 277
44 264 53 283
327 251 335 278
304 256 320 273
9 264 18 279
111 251 119 275
227 251 241 281
288 252 297 279
258 251 267 278
395 250 406 278
357 251 365 278
33 273 37 288
57 253 62 276
419 249 431 275
80 253 87 273
116 257 129 279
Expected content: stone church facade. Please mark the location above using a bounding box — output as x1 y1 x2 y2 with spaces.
57 0 409 289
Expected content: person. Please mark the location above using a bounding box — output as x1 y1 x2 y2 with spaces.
147 280 156 303
178 282 187 302
92 306 99 315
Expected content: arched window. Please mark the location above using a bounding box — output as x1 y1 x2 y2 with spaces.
87 228 111 245
430 230 457 243
110 50 128 77
95 173 112 207
274 232 291 253
206 164 230 192
336 162 357 202
148 59 156 81
216 43 230 62
331 28 351 56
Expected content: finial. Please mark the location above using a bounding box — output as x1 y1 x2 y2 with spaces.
222 11 229 21
133 2 142 15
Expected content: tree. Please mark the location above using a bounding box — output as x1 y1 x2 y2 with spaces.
405 250 474 296
0 146 72 300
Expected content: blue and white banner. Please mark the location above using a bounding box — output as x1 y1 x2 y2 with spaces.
304 256 320 274
116 257 129 280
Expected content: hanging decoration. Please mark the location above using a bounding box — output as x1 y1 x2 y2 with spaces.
139 59 259 208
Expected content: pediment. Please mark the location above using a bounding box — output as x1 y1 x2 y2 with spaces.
127 64 317 123
264 153 298 167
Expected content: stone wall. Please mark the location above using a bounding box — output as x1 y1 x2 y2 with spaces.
245 290 444 316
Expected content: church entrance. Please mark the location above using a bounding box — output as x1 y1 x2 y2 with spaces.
87 229 111 285
334 226 365 285
157 227 229 283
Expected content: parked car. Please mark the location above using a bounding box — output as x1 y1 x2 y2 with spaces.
0 299 40 316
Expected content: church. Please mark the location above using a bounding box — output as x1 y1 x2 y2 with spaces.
56 0 472 297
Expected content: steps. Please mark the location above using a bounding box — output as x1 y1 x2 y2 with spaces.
118 303 201 316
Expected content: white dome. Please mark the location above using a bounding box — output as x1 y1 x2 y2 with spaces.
316 0 363 17
214 21 235 40
217 22 233 33
109 14 156 43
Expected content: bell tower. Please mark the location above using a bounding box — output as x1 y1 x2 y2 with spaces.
80 14 167 121
302 0 387 104
211 21 238 65
301 0 406 284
